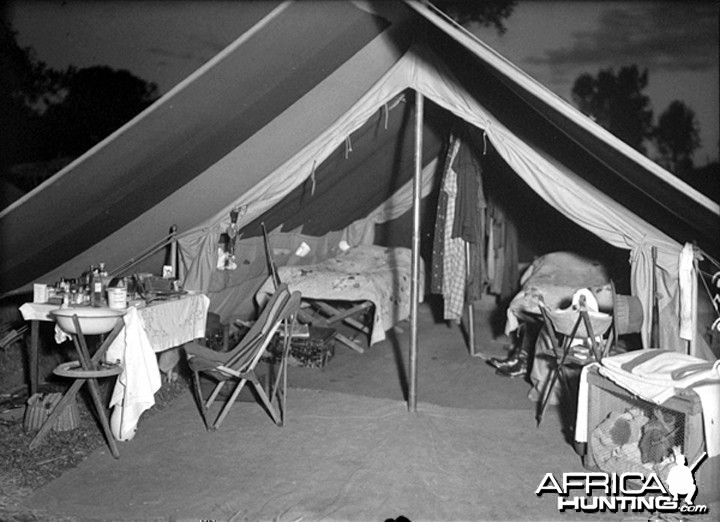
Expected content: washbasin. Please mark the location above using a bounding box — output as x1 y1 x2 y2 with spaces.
50 306 125 335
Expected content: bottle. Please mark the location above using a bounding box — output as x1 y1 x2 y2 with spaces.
69 279 79 305
91 267 103 307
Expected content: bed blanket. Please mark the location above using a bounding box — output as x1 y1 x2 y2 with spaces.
505 251 611 335
257 245 423 345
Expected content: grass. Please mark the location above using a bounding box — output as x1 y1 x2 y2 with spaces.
0 374 190 522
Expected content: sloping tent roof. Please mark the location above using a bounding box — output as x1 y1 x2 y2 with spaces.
1 0 717 351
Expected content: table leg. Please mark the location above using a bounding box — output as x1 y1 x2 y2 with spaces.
71 318 121 458
84 376 120 458
30 320 39 396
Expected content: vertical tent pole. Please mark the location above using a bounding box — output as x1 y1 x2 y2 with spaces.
689 253 699 356
466 243 476 355
169 224 178 278
409 91 424 412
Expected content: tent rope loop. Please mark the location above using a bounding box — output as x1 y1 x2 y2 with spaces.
382 103 389 130
310 160 317 196
345 136 353 159
481 121 494 155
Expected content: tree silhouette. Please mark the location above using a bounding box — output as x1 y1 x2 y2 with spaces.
43 66 159 157
1 22 159 189
1 21 70 170
571 65 653 153
432 0 517 33
653 100 700 174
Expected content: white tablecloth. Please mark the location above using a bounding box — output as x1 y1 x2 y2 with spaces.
20 293 209 441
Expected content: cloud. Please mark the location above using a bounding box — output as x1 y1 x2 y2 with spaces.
526 3 718 77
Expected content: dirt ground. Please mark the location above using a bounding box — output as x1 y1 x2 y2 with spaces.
2 298 719 521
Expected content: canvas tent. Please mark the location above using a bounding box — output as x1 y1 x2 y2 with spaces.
1 1 718 364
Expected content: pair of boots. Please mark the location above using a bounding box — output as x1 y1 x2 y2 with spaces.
488 343 529 378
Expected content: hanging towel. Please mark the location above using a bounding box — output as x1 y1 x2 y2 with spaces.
105 307 162 441
678 243 695 341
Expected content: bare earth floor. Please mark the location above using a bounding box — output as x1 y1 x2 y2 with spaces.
8 301 720 521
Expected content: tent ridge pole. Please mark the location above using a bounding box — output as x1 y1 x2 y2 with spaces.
409 91 424 413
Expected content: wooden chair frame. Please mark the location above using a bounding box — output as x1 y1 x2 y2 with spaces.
186 285 300 431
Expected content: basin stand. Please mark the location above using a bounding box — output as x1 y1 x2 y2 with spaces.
29 318 124 458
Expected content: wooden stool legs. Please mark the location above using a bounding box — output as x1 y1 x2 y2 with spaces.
29 319 124 458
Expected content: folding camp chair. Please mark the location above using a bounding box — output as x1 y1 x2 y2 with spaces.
535 294 613 427
184 283 300 431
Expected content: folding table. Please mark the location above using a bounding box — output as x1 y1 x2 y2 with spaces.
19 293 210 447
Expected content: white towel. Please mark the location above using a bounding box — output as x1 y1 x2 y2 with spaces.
574 363 595 443
54 324 71 344
105 307 161 441
678 243 695 341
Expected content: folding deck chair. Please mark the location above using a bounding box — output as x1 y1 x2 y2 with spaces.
184 283 300 431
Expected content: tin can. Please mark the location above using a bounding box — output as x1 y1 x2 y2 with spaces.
107 287 127 309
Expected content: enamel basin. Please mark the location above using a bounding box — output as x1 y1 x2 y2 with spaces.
50 307 125 335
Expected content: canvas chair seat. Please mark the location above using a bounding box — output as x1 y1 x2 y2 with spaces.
186 342 261 374
185 283 300 431
542 307 613 339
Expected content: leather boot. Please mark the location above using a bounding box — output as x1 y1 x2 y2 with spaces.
495 356 528 378
487 342 524 369
494 342 529 378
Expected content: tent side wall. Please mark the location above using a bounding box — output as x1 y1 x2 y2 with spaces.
0 0 402 297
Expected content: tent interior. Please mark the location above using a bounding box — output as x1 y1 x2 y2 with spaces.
178 75 715 360
211 91 631 328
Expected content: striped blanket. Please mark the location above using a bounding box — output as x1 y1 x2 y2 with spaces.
576 349 720 457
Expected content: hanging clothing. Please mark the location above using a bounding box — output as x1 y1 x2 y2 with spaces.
430 136 461 296
452 142 485 245
487 200 519 301
442 168 466 322
430 133 491 319
430 189 448 295
451 140 487 302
